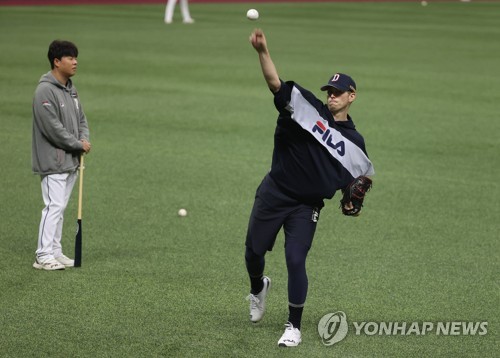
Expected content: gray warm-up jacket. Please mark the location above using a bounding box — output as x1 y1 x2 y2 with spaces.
32 71 90 175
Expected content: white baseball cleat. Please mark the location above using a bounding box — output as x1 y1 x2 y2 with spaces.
246 276 271 323
33 258 65 271
55 254 74 268
278 322 302 347
183 18 195 24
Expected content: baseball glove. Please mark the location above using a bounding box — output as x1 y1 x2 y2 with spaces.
340 176 372 216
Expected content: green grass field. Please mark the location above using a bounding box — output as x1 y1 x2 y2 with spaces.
0 2 499 357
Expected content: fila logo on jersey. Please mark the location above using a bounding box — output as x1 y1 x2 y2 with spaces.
312 121 345 156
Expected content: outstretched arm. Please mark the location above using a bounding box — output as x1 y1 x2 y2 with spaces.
249 29 281 93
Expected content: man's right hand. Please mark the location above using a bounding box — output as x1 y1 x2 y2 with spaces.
249 29 268 53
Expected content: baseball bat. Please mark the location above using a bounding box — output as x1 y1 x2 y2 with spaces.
74 154 84 267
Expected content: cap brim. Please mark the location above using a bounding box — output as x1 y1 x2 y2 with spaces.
320 84 356 92
320 84 345 92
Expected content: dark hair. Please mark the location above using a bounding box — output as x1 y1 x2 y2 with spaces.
47 40 78 69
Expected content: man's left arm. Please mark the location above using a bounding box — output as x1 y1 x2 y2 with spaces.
78 105 91 153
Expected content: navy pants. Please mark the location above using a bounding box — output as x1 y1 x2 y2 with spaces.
245 175 321 306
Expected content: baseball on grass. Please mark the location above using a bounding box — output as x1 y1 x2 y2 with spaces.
178 208 187 217
246 9 259 21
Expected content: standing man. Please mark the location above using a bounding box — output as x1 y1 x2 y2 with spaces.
32 40 91 271
244 29 374 347
164 0 194 24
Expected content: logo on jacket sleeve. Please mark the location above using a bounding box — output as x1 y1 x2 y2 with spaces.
71 92 79 110
312 121 345 156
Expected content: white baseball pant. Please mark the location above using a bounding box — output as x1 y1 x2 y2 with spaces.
165 0 193 23
36 172 77 262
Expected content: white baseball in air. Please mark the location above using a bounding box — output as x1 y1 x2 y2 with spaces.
246 9 259 21
421 1 428 6
178 208 187 217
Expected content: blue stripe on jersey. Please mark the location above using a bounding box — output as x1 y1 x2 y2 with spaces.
289 86 375 178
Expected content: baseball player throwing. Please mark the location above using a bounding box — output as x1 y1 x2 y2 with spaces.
244 29 374 347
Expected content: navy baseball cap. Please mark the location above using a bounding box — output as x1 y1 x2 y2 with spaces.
320 73 356 92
